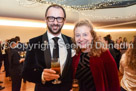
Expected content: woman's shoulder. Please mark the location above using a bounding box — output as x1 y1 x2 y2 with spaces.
120 53 126 63
100 50 116 63
73 52 80 60
100 49 111 57
120 53 127 66
121 53 126 60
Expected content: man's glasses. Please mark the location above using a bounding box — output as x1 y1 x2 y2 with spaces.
46 16 64 23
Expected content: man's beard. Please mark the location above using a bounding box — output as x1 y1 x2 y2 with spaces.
47 24 63 34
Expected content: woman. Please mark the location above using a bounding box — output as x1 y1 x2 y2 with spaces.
119 36 136 91
72 20 120 91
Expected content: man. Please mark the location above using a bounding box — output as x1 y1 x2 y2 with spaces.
22 4 73 91
1 39 10 77
15 36 26 52
0 40 5 90
15 36 27 83
104 36 116 60
9 38 24 91
0 40 3 72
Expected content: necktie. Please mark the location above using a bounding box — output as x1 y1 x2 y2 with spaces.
52 37 59 58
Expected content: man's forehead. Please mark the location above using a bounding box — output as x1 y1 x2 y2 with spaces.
47 7 64 16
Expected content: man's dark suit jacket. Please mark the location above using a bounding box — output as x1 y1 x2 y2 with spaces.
22 32 73 91
10 49 23 76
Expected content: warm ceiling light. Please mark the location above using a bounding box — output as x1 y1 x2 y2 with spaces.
0 19 46 28
63 24 74 30
0 18 136 32
95 29 136 32
0 19 74 29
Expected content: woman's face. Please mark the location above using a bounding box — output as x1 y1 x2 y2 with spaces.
74 25 93 50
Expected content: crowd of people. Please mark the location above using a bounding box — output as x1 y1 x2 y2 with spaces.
0 4 136 91
103 35 130 69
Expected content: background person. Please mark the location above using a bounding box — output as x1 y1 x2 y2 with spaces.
119 36 136 91
9 38 24 91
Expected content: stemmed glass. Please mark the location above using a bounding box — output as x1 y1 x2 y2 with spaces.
18 51 26 58
51 58 61 84
72 79 79 91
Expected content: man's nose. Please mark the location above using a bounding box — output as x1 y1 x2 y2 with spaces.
54 19 58 24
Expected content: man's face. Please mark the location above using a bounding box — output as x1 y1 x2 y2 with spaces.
46 7 65 35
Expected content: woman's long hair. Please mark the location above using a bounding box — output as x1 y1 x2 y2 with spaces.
126 36 136 70
73 20 106 57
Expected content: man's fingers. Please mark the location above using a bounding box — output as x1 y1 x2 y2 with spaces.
44 69 56 74
43 69 60 81
43 72 59 78
44 74 59 81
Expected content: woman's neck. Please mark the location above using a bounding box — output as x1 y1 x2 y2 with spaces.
81 48 90 53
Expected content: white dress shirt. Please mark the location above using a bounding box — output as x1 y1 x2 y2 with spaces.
47 31 67 74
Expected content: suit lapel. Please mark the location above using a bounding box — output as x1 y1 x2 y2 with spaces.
61 35 71 79
42 32 51 68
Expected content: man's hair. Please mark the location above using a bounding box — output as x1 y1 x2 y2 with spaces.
10 38 17 44
106 34 111 38
45 4 66 18
15 36 20 41
119 37 122 39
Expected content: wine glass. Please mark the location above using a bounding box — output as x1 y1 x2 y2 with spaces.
72 79 79 91
51 58 61 84
18 51 26 58
20 52 24 58
23 51 26 58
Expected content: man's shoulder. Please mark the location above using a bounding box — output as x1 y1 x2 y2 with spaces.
29 34 43 43
62 34 71 40
10 49 18 55
62 34 73 44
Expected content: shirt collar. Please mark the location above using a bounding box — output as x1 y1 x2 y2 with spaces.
47 31 62 41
